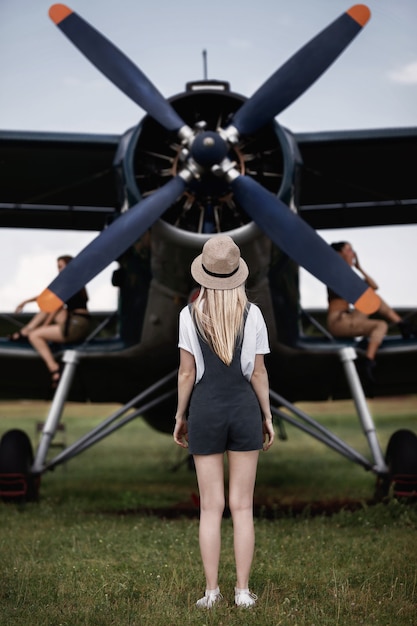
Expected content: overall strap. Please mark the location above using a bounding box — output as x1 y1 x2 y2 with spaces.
237 303 250 348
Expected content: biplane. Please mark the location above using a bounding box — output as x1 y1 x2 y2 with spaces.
1 3 416 502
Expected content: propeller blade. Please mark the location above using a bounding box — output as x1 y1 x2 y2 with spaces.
231 175 380 314
232 5 371 136
49 4 185 132
37 176 186 312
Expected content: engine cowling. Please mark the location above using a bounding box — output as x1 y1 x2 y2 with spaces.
112 81 301 349
118 80 299 284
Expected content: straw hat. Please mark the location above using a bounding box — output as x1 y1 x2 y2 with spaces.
191 235 249 290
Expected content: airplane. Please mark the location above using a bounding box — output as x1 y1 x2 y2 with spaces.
0 3 417 503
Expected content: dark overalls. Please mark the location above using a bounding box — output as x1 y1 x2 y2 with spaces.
187 306 263 455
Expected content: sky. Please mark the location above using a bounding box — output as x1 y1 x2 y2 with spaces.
1 0 416 312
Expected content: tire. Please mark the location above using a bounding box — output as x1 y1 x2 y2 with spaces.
385 429 417 498
0 429 40 502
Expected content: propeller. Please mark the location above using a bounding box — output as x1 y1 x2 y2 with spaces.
228 172 380 314
229 5 371 137
38 4 379 316
48 4 188 134
37 176 187 312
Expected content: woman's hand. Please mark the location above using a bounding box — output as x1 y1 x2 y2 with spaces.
353 252 361 270
14 296 38 314
15 301 27 314
262 417 275 451
173 417 188 448
354 252 379 290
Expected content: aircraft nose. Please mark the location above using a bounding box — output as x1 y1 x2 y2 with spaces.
190 131 228 167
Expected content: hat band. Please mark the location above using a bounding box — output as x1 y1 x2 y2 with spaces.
202 263 239 279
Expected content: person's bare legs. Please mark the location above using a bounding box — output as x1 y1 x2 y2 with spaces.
11 312 49 339
227 449 259 590
366 324 387 361
377 298 402 324
329 311 388 361
193 453 225 591
28 324 65 374
366 341 380 360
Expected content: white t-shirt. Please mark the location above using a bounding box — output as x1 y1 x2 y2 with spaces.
178 303 270 384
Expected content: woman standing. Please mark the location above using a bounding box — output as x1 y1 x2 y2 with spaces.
173 235 274 609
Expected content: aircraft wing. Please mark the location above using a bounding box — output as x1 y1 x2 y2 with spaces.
296 126 417 229
0 129 120 230
1 126 416 231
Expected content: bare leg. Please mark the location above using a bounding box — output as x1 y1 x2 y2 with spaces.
28 324 65 374
227 449 259 590
11 312 49 339
328 311 388 361
193 453 225 591
366 341 380 360
377 298 402 324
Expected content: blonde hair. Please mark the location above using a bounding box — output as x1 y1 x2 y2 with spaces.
192 285 248 366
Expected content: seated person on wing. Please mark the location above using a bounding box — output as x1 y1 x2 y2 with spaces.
9 255 91 387
327 241 414 380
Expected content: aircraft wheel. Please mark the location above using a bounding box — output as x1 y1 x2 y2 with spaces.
374 474 391 501
385 429 417 499
0 429 40 502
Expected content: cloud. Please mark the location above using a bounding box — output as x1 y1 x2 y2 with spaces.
388 60 417 84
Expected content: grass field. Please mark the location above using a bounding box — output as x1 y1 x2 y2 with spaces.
0 397 416 625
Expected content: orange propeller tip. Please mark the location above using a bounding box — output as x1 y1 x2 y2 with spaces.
347 5 371 27
355 287 380 315
37 289 64 313
49 4 73 24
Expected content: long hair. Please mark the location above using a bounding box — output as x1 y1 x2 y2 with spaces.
330 242 347 253
57 255 88 302
192 284 248 366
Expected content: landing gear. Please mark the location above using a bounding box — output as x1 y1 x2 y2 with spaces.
375 429 417 500
385 429 417 498
0 429 40 502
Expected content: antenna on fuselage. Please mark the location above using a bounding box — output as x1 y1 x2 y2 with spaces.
202 49 208 80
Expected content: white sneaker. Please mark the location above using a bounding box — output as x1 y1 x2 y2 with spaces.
196 587 223 609
235 588 258 607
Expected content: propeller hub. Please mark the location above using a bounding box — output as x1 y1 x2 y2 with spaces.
190 131 228 167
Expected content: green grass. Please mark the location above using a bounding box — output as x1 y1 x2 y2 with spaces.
0 398 416 625
1 502 416 625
